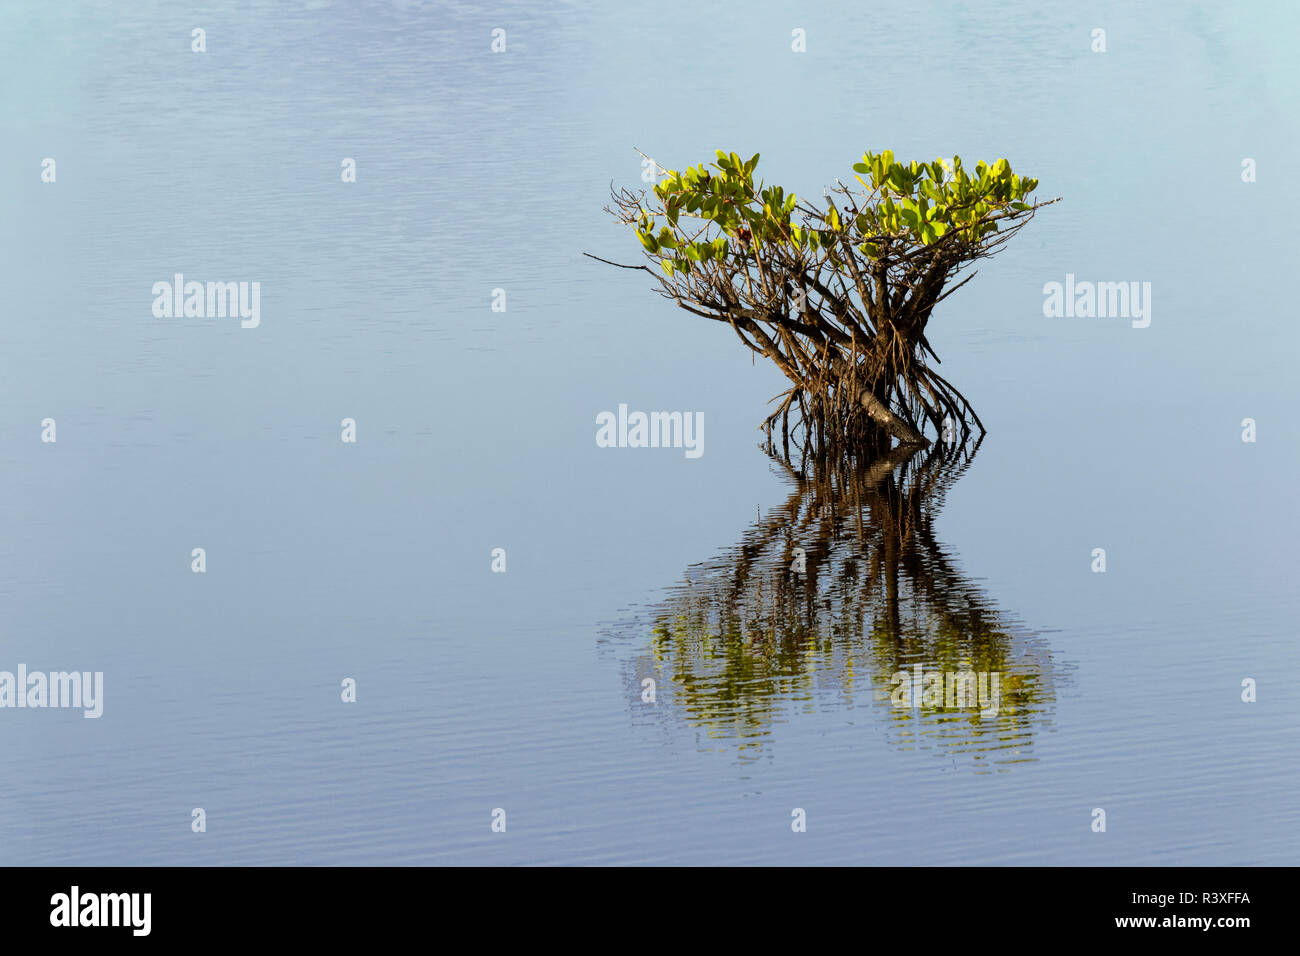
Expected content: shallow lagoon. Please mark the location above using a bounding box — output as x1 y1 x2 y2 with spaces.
1 1 1297 864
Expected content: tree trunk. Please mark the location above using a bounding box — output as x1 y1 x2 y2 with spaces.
858 389 929 446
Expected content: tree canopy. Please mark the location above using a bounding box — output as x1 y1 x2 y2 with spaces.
595 149 1056 457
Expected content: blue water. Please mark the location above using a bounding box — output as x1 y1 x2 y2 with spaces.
1 0 1297 864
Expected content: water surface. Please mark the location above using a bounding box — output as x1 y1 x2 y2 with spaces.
1 0 1297 865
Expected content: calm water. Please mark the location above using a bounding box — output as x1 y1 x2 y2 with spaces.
1 0 1297 865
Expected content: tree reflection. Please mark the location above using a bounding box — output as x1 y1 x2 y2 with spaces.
620 439 1056 769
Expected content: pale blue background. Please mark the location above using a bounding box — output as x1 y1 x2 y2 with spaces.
0 0 1296 864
